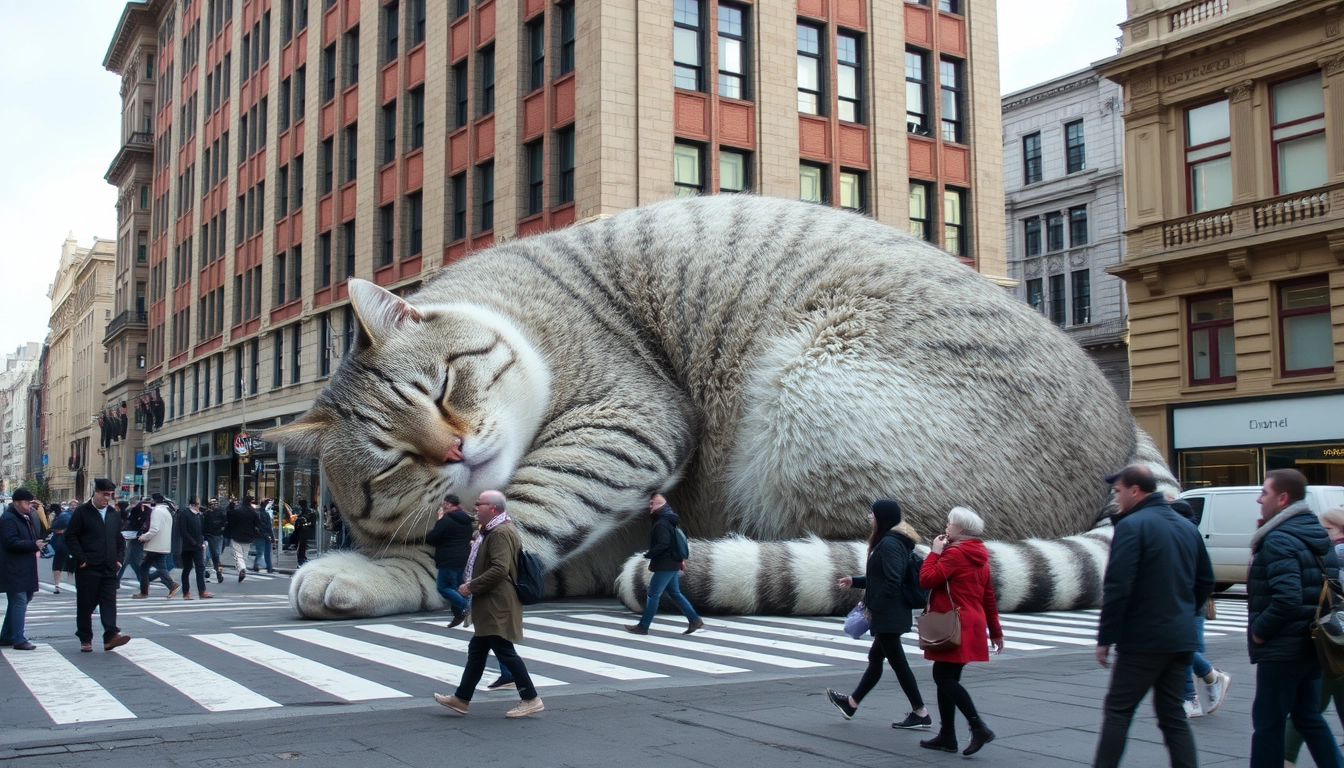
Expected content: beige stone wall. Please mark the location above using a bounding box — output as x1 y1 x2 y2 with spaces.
965 0 1004 280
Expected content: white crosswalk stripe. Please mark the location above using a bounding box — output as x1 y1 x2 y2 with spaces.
0 599 1249 726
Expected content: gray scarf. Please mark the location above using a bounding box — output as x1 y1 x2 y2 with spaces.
1250 499 1313 553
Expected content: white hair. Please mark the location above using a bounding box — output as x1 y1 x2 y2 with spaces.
948 506 985 536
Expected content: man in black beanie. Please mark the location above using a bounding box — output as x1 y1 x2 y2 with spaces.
64 478 131 652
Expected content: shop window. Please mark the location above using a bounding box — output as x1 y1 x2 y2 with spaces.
674 0 703 91
1188 291 1235 384
909 181 932 241
1272 72 1327 195
1179 448 1259 489
674 143 703 197
1279 278 1333 375
800 163 826 204
720 149 748 193
1186 100 1232 213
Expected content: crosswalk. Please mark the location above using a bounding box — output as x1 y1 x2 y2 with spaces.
1 599 1250 727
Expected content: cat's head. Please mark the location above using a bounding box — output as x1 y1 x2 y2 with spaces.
266 279 551 531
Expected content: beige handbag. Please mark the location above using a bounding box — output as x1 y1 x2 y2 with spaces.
917 582 961 652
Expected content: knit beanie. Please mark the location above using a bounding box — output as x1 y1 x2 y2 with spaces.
871 498 903 532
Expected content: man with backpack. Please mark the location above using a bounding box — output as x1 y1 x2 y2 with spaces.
626 493 704 636
434 490 544 718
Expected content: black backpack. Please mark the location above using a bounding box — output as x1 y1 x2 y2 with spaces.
671 526 690 562
513 549 546 605
902 550 930 607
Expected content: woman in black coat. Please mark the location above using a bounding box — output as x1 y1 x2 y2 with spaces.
827 499 931 729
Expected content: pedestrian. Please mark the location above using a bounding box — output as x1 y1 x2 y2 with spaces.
292 503 310 566
425 493 473 627
1285 506 1344 766
203 498 226 583
64 478 131 652
226 495 260 582
828 499 931 729
177 497 212 599
625 493 704 636
116 498 148 584
917 506 1004 756
132 493 179 599
0 489 46 650
1165 496 1233 718
1247 469 1344 768
1092 466 1214 768
433 490 544 718
49 503 74 594
251 500 276 573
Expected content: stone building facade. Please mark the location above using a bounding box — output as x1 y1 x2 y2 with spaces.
1101 0 1344 488
1002 68 1130 399
0 344 41 492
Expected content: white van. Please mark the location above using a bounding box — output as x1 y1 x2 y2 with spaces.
1179 485 1344 590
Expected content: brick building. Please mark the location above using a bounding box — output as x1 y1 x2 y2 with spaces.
103 0 1004 504
1101 0 1344 488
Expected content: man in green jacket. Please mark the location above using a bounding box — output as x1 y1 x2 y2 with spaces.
434 490 544 718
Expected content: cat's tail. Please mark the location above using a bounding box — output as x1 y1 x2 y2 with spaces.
616 527 1118 615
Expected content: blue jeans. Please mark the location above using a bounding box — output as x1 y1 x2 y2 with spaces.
206 535 224 569
2 591 32 645
436 567 470 616
638 569 701 628
251 538 273 571
1183 616 1213 700
1250 660 1344 768
117 539 144 581
137 552 176 592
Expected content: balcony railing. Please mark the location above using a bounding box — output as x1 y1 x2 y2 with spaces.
1153 183 1343 255
1169 0 1229 31
103 310 147 343
125 131 153 148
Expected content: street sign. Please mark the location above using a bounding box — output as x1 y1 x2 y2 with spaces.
41 453 47 466
135 451 151 470
234 433 251 456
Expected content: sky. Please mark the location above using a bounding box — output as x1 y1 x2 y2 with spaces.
0 0 1127 358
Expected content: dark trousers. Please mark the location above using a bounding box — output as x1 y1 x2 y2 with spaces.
74 567 120 643
179 547 207 595
1251 660 1344 768
853 632 924 711
1093 652 1195 768
932 661 980 730
136 552 175 593
454 635 538 702
296 534 308 565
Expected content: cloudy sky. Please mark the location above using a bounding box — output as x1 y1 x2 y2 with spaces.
0 0 1127 357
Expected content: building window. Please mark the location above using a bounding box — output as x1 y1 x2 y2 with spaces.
557 127 575 203
1046 211 1064 251
1071 270 1091 325
938 57 962 142
1065 120 1085 174
453 64 469 129
452 173 467 240
343 305 355 357
1026 278 1044 314
344 124 357 182
275 250 288 303
408 192 423 256
1048 274 1066 327
559 2 575 75
909 181 932 241
1188 291 1236 384
343 27 359 86
1272 72 1327 195
319 231 332 287
528 20 545 92
235 347 244 399
673 0 703 91
720 149 748 193
408 0 425 47
718 3 746 99
1023 132 1042 185
474 49 494 116
290 324 302 384
905 48 929 135
1186 99 1232 213
673 143 703 197
382 101 397 164
379 204 394 266
343 221 355 279
836 33 861 123
943 187 966 256
1279 278 1333 375
277 164 289 216
839 171 863 211
321 137 334 193
383 1 399 62
319 313 332 377
800 163 826 204
479 163 495 231
797 23 822 115
938 0 960 12
250 338 260 394
526 141 544 215
322 44 336 101
294 64 306 119
1069 206 1088 247
273 330 284 388
1024 217 1041 257
408 87 424 150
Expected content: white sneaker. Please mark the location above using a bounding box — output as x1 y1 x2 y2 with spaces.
1183 698 1203 718
1204 670 1231 714
505 697 544 718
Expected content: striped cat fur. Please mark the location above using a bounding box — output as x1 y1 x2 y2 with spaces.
267 195 1177 620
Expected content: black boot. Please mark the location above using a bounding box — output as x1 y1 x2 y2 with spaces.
963 717 995 756
919 729 958 753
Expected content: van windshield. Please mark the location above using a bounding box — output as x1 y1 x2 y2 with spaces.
1318 488 1344 512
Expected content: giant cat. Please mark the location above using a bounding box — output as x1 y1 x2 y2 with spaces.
268 195 1176 620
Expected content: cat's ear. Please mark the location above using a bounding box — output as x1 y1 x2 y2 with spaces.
349 278 423 350
264 411 329 456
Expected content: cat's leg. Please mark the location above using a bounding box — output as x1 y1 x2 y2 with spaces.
289 545 445 619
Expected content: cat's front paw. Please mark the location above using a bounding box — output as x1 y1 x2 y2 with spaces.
289 551 441 619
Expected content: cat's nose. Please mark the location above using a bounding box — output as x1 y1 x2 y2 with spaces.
443 435 464 464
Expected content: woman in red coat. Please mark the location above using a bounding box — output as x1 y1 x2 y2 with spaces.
918 506 1004 756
